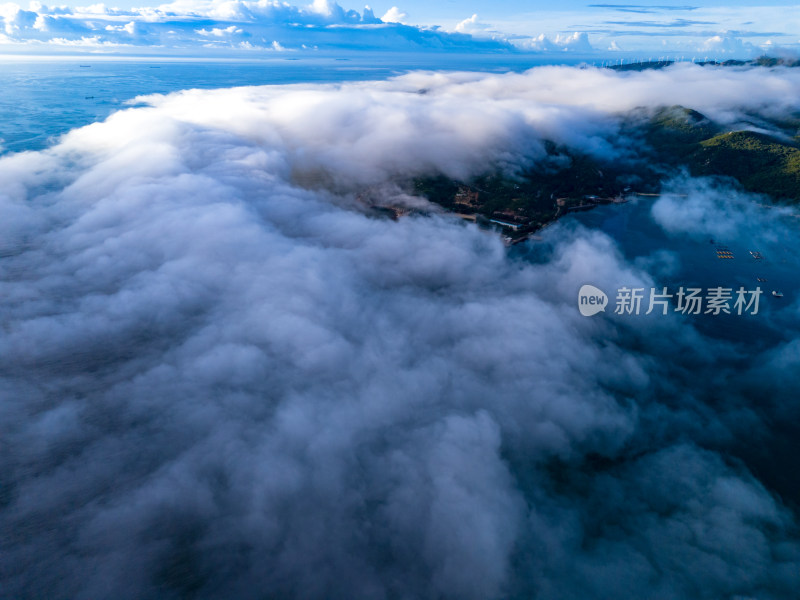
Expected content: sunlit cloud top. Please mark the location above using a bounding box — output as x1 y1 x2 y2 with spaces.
0 0 797 57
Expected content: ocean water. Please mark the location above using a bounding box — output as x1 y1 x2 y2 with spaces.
3 56 800 597
2 57 797 333
2 57 797 343
0 55 561 155
561 198 800 347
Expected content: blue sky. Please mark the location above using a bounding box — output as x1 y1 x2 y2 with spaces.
100 0 798 17
0 0 798 57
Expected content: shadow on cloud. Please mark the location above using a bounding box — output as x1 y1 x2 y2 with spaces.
1 64 799 599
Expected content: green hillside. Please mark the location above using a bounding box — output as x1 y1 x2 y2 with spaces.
690 131 800 201
644 106 721 152
409 104 800 237
638 106 800 202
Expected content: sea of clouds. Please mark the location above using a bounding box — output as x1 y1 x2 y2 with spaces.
1 64 800 599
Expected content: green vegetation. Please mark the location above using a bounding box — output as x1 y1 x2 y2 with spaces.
752 56 800 68
409 93 800 236
411 144 629 238
643 106 721 151
608 55 800 72
691 131 800 201
635 106 800 202
608 61 673 72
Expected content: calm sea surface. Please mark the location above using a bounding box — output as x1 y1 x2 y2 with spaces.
0 55 561 154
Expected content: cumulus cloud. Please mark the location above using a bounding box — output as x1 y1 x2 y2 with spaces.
1 65 800 599
0 0 513 53
1 0 796 57
380 5 406 24
516 31 595 53
455 13 492 36
700 34 759 56
450 15 596 54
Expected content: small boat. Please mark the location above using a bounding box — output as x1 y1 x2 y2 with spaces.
772 291 784 298
750 251 764 260
757 277 767 282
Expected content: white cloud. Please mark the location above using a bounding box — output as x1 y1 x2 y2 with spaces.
0 0 513 53
2 64 800 599
454 14 588 50
455 13 489 35
196 24 242 36
443 4 800 58
652 177 794 242
381 5 406 24
1 0 790 57
310 0 336 16
105 21 137 34
48 34 124 46
701 34 758 56
515 31 594 53
76 3 108 14
0 1 797 57
555 31 593 52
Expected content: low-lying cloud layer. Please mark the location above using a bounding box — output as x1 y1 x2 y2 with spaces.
1 64 800 599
